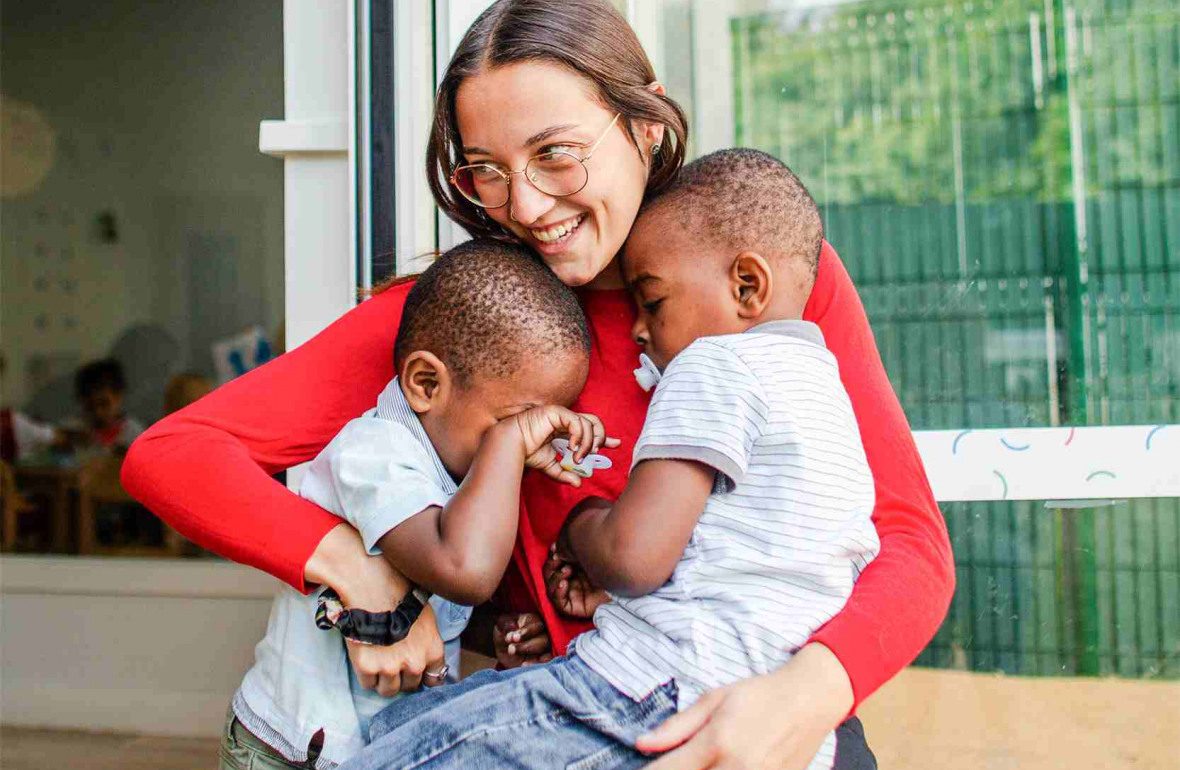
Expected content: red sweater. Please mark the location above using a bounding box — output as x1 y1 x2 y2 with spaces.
122 243 953 707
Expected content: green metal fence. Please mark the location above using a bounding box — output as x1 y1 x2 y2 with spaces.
732 0 1179 678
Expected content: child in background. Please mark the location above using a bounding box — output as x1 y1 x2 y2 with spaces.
224 239 616 770
340 149 880 770
0 353 67 463
74 359 144 452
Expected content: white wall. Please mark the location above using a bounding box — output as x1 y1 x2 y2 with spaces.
0 557 276 736
0 0 285 423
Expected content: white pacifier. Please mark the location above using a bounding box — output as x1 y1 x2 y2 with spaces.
552 438 613 479
633 353 662 392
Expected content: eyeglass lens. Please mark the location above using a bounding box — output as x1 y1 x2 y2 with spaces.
453 151 587 208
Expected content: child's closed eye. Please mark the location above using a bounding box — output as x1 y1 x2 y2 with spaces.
642 298 664 314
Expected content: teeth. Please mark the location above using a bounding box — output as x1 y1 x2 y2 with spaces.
533 215 583 243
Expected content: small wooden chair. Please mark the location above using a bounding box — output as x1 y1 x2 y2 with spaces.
1 460 37 551
77 454 184 556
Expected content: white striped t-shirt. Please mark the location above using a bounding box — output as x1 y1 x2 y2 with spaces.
574 320 879 770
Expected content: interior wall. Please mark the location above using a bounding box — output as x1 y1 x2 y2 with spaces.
0 0 284 424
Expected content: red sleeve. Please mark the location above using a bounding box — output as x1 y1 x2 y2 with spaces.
803 243 955 708
121 284 414 592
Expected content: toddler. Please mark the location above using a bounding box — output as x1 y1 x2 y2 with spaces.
225 239 615 769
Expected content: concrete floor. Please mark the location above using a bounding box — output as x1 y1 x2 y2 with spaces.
3 667 1177 770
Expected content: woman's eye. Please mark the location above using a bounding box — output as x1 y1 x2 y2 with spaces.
540 144 579 157
469 165 502 179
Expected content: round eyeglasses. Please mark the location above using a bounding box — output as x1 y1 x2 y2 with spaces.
450 114 621 209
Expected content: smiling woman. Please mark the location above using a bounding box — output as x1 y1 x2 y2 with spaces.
121 1 954 769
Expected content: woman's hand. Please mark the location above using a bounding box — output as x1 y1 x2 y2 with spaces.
543 545 609 619
636 643 854 770
304 523 445 695
492 612 552 668
346 604 446 696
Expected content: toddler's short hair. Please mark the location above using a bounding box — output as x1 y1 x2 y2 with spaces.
394 239 590 387
640 148 823 279
75 358 127 400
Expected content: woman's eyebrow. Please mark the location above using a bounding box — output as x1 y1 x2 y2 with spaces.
462 125 583 158
524 123 580 147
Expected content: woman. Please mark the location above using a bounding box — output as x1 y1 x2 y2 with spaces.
123 1 953 767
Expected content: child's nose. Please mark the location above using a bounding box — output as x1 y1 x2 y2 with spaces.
631 317 649 347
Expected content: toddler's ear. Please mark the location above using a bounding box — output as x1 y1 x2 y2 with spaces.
400 351 451 414
730 252 773 320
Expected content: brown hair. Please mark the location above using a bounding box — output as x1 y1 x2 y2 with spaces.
426 0 689 240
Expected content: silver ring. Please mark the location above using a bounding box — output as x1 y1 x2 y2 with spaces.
423 664 450 681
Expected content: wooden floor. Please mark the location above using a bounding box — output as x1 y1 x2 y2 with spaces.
0 727 219 770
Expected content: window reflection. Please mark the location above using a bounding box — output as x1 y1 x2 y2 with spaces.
1 1 284 558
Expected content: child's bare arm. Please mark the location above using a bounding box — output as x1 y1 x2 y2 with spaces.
557 459 714 597
378 407 615 606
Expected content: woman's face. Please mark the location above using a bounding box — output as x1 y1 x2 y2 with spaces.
455 61 662 289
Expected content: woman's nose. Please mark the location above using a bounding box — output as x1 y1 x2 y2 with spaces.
508 175 555 225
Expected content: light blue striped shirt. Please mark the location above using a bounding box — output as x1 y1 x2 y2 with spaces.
233 378 471 768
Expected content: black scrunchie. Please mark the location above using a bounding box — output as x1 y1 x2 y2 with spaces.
315 587 428 646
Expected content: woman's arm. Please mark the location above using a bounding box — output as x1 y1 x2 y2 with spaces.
121 284 415 591
804 242 955 706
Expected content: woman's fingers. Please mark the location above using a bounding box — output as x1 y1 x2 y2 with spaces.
376 671 403 698
354 669 378 691
636 690 724 754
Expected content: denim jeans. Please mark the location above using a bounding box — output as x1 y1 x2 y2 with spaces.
340 653 677 770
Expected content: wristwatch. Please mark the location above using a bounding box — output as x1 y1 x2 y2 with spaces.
315 586 432 646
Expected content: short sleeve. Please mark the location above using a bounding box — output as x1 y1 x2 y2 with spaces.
299 417 451 554
632 340 769 488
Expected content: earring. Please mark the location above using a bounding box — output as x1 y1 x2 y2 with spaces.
509 206 518 223
650 143 662 158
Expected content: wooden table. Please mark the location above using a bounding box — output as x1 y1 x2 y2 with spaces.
13 464 81 553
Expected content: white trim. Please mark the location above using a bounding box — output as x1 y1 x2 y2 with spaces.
258 118 349 156
392 0 444 275
914 425 1180 502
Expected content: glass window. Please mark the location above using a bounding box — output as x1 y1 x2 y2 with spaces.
1 1 284 558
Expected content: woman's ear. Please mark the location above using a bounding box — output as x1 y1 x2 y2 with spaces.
641 81 668 153
400 351 452 414
729 252 774 321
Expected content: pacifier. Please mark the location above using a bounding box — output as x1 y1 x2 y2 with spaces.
633 353 662 392
552 438 613 479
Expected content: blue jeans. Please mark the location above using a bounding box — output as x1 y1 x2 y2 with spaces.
340 653 677 770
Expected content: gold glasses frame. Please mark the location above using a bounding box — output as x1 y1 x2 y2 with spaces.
449 114 622 209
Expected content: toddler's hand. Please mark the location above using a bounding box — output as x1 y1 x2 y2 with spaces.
510 406 620 487
492 612 552 669
544 544 609 619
